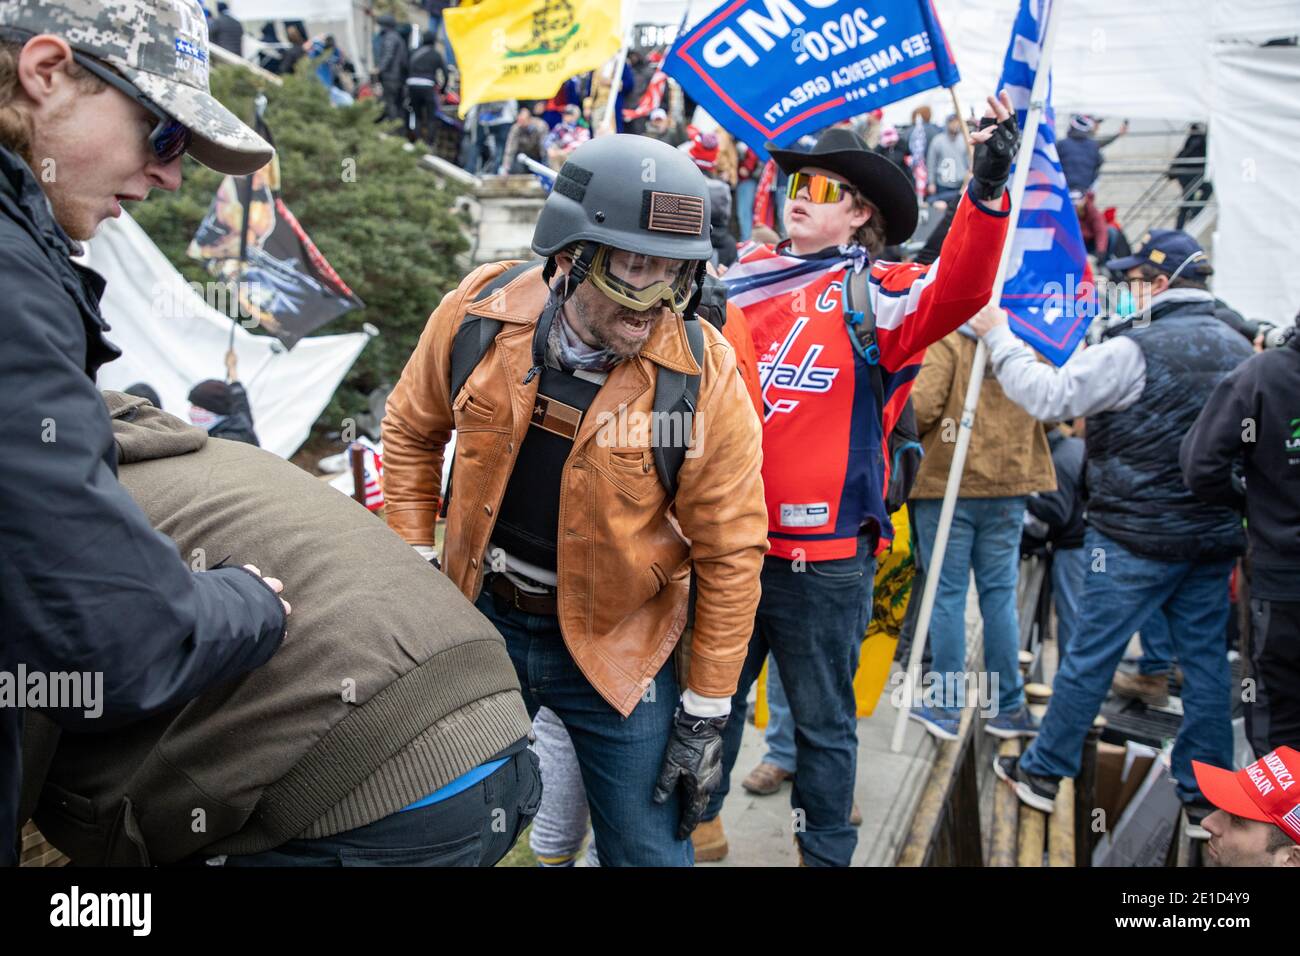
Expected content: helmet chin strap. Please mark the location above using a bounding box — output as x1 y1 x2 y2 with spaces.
527 242 598 384
682 260 708 320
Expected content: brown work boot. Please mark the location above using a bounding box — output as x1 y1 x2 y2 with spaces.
850 801 862 827
692 816 728 862
1111 670 1170 707
741 761 791 796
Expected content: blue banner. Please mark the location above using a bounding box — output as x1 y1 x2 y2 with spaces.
996 0 1095 367
663 0 959 160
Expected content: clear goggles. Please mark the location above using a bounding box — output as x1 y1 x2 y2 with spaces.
587 246 696 313
786 171 856 204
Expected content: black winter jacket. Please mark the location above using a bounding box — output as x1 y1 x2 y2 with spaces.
208 381 260 446
1027 429 1086 551
1180 336 1300 600
0 146 286 865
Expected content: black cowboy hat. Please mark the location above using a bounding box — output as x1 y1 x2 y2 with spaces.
767 127 918 245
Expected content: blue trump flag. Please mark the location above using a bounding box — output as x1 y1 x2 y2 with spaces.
663 0 959 160
997 0 1095 367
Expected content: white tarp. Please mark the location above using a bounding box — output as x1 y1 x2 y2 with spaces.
79 212 370 459
226 0 370 70
1208 41 1300 326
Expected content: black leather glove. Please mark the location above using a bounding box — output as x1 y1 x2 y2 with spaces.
970 110 1021 202
653 707 727 839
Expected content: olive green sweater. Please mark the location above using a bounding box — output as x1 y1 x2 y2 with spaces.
28 393 530 864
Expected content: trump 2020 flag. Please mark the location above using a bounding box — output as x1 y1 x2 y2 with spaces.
663 0 959 160
997 0 1095 366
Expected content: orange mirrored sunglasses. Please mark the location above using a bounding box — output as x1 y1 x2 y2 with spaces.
786 172 855 204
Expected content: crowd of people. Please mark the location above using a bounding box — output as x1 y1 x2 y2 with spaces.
3 0 1298 875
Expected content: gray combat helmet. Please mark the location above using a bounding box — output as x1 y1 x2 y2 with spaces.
532 134 714 262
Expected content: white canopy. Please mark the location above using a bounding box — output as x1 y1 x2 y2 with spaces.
226 0 371 70
79 213 370 459
1208 41 1300 325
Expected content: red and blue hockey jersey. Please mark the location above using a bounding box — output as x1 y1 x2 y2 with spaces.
723 187 1011 561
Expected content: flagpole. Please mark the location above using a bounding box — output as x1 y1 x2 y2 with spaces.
228 94 268 361
890 0 1065 754
947 86 974 166
600 9 633 135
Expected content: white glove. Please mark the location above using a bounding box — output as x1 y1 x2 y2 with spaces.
413 545 440 568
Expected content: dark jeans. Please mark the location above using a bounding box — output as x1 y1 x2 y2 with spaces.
408 85 440 145
222 746 540 866
1175 179 1213 230
1246 598 1300 756
1021 528 1234 802
475 586 692 866
706 535 876 867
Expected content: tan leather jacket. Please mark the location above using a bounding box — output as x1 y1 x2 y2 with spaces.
382 262 768 716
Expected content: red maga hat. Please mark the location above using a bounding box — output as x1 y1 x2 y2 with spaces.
1193 746 1300 845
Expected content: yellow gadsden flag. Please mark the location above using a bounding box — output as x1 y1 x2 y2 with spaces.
446 0 623 117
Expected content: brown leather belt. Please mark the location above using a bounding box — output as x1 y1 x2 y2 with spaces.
489 573 558 616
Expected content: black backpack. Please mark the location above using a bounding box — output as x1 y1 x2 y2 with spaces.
449 262 727 498
842 265 923 514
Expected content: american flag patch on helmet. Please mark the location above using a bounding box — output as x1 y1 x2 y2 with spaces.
642 191 705 235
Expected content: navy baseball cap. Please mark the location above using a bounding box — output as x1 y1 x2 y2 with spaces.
1107 229 1212 278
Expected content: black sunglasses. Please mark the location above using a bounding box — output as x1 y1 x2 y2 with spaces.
70 52 192 164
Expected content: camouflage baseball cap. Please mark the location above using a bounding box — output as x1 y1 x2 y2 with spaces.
0 0 273 175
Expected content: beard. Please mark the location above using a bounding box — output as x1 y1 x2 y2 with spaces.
47 188 98 241
568 286 659 360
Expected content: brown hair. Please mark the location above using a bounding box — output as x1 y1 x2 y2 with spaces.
850 192 887 257
0 39 105 163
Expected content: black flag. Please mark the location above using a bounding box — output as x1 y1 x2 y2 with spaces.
188 116 363 349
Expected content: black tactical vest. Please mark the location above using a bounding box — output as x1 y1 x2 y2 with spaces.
491 366 601 571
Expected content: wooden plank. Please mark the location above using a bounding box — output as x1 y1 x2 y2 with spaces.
1017 803 1048 867
988 739 1020 867
897 707 975 867
1049 778 1076 866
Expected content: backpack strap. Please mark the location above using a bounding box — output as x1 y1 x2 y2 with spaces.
652 316 705 498
842 265 886 425
449 260 541 400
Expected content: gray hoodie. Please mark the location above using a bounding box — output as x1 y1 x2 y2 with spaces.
25 393 530 864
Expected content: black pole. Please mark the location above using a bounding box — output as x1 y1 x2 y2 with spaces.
228 95 268 362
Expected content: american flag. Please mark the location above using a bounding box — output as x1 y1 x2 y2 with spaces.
1282 803 1300 839
646 191 705 236
623 70 668 123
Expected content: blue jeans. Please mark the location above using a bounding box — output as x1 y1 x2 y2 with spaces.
911 497 1027 714
222 747 540 866
1021 529 1234 802
1136 608 1175 676
1051 546 1086 653
1054 544 1173 672
706 535 875 867
474 587 692 866
735 177 758 242
762 655 797 774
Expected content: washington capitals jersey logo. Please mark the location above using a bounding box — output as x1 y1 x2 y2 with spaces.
758 317 841 421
